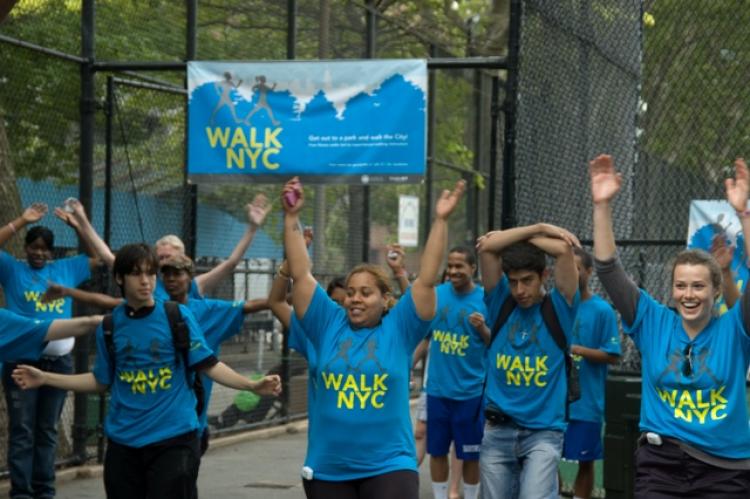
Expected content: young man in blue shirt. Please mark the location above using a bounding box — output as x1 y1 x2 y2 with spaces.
563 247 620 499
12 243 281 499
426 247 489 499
477 224 580 499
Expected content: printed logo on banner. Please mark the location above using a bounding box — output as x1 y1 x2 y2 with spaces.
687 200 749 314
187 60 427 184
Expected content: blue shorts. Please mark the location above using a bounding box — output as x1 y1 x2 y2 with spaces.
426 395 483 461
562 420 603 462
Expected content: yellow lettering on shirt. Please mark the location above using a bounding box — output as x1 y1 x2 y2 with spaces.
24 290 65 315
322 371 389 410
432 330 469 357
496 354 549 387
119 367 174 394
655 386 728 425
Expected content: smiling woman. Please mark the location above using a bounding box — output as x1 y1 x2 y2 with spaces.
281 176 465 499
0 201 98 499
589 154 750 497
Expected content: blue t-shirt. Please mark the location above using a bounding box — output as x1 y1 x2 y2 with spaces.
426 282 488 400
0 309 51 362
625 290 750 459
568 295 621 423
300 285 431 480
288 313 318 425
92 302 214 447
185 298 245 430
154 278 202 302
0 251 90 319
484 275 580 431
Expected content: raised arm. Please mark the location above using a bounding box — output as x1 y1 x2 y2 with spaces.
43 282 122 310
195 194 270 296
411 180 466 321
46 314 103 341
0 203 47 248
53 204 100 270
65 199 115 268
202 362 281 396
589 154 621 261
477 224 578 293
724 157 750 324
589 154 640 324
12 366 106 393
385 244 410 294
528 233 578 304
283 178 317 318
268 260 293 328
710 234 739 309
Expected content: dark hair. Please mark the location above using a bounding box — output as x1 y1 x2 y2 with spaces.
113 243 158 292
346 264 396 310
501 241 546 275
448 246 476 266
326 276 346 297
25 226 54 251
573 246 593 270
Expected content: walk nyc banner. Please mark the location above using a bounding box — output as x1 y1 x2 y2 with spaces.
187 60 427 184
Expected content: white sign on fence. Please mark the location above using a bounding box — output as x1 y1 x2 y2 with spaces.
398 195 419 247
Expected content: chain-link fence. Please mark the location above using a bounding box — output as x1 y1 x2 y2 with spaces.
0 0 503 474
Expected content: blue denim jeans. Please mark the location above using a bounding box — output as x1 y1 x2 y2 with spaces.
2 355 73 499
479 422 564 499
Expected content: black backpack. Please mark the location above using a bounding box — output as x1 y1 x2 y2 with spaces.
489 294 580 417
102 301 205 417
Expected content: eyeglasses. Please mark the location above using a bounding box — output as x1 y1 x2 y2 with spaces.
682 344 693 377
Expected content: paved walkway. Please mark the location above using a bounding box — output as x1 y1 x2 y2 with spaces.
51 421 437 499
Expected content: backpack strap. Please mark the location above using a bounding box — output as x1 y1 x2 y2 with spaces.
539 294 581 415
490 295 517 345
164 301 205 417
540 295 566 352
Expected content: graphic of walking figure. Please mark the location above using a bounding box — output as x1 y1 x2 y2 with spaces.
355 339 385 373
244 75 280 126
324 338 356 372
210 72 243 125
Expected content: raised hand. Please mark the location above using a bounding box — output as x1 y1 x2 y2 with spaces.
385 244 406 273
589 154 622 205
252 374 282 396
246 193 271 227
281 177 304 215
53 207 80 231
11 365 45 390
725 158 749 213
22 203 48 224
710 234 734 271
435 180 466 220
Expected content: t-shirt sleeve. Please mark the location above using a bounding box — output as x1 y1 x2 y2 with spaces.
484 275 510 324
0 250 14 286
92 324 113 386
63 254 92 286
180 305 215 366
621 289 660 349
598 303 622 356
211 300 246 345
189 279 203 299
299 284 343 349
288 314 308 358
550 288 580 342
389 288 433 352
0 309 51 361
